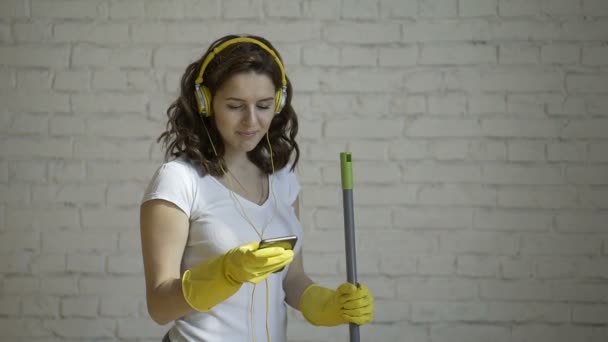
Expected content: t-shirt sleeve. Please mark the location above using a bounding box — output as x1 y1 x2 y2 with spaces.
278 165 300 206
141 161 195 217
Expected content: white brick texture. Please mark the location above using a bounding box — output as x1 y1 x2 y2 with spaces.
1 0 607 341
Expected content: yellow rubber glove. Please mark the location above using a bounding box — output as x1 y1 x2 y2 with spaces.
300 282 374 326
182 241 294 312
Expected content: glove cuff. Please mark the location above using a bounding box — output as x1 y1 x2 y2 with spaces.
181 255 241 312
300 284 343 327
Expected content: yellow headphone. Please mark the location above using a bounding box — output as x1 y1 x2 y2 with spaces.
194 37 288 117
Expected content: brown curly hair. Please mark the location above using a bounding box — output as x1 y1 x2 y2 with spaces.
158 34 300 176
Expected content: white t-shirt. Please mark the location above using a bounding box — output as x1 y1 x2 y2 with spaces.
141 157 303 342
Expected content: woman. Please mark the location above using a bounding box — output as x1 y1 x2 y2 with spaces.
140 34 374 342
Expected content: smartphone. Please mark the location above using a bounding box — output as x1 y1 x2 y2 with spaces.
259 235 298 251
259 235 298 273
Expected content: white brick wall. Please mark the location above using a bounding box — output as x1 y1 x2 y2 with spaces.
1 0 607 341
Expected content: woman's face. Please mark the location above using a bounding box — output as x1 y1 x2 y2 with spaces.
212 71 276 157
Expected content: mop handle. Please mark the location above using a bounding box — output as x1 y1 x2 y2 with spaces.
340 152 360 342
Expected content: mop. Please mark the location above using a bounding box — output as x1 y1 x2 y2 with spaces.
340 152 360 342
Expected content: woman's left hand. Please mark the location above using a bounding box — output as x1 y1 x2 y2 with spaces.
300 282 374 326
335 282 374 325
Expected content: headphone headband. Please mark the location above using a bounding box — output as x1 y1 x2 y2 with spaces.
194 37 287 88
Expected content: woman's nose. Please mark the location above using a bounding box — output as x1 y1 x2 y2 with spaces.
242 105 258 124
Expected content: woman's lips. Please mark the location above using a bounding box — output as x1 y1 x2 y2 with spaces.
237 131 257 138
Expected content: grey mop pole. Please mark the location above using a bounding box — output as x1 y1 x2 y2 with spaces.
340 152 360 342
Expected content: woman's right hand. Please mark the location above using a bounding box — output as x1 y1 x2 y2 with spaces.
182 241 293 312
224 241 294 284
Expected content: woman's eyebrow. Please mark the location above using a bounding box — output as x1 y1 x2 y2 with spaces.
225 96 275 102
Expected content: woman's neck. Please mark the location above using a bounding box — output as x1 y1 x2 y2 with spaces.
223 151 258 174
219 151 268 205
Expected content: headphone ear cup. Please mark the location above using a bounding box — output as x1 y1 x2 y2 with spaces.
274 87 287 114
201 86 213 117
